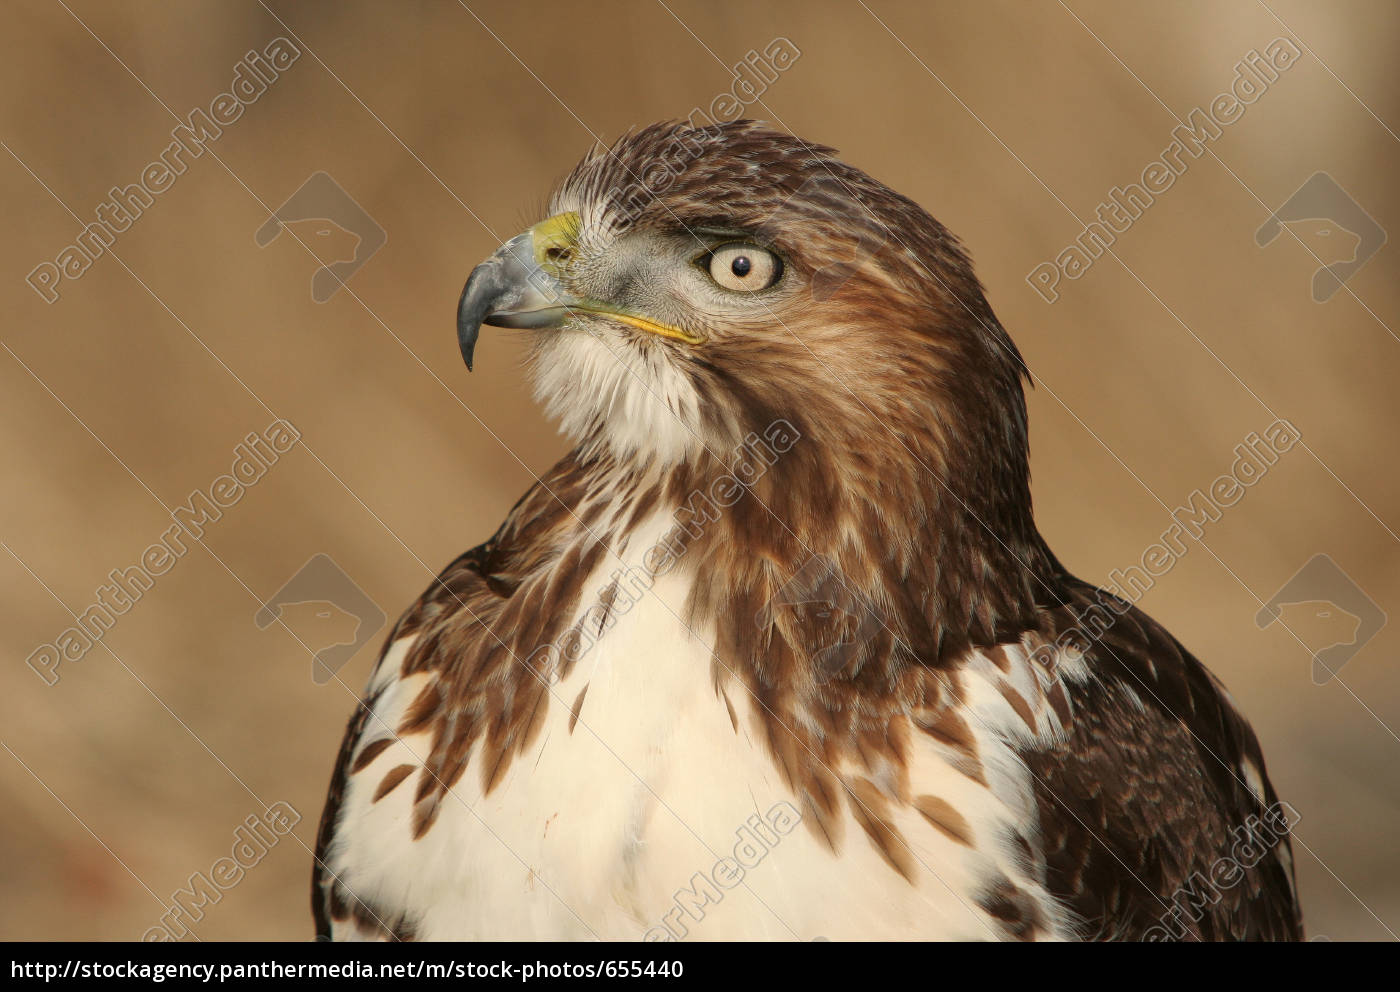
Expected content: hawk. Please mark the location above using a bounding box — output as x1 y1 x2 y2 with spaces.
312 121 1302 941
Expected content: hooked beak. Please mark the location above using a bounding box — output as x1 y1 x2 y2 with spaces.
457 214 580 372
456 211 702 371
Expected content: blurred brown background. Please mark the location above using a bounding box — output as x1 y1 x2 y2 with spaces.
2 0 1396 941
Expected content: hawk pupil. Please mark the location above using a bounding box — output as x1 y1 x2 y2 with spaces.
731 255 752 278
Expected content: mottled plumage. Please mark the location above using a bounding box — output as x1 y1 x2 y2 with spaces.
313 121 1301 941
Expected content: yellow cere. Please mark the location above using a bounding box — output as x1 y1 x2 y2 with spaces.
530 211 583 277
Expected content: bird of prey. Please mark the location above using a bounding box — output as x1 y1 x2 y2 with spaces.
312 121 1302 941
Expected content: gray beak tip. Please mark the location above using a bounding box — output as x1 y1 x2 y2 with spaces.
457 266 491 373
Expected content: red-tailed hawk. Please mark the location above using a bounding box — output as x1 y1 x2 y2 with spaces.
312 121 1302 941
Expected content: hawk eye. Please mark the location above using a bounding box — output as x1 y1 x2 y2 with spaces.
704 243 782 292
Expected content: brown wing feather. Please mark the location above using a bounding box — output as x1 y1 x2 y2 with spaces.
1023 578 1303 940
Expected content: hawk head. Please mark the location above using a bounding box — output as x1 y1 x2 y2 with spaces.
461 122 1025 461
458 121 1052 655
